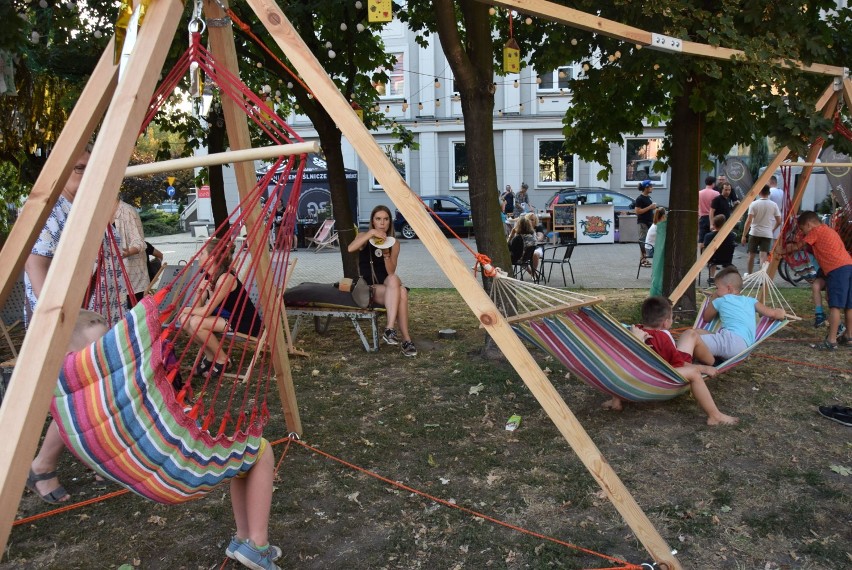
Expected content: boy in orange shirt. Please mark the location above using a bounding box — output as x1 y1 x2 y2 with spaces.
788 211 852 350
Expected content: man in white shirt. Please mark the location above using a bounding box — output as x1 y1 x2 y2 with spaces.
767 175 784 239
741 185 782 274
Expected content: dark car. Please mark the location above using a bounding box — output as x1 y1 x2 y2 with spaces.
545 188 637 228
394 195 472 239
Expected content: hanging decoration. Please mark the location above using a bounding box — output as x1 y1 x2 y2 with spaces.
351 100 364 122
367 0 392 23
113 0 151 65
502 10 520 74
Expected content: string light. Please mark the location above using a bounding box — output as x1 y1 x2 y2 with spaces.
434 77 441 88
435 99 441 107
519 103 524 111
385 105 390 113
513 79 519 88
418 102 424 110
539 96 544 103
489 7 496 15
525 17 532 25
340 23 347 31
401 100 409 111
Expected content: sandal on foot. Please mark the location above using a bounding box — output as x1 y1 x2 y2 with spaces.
194 357 214 377
837 334 850 346
810 339 838 351
26 469 69 504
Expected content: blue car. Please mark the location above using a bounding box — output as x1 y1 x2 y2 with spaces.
394 195 472 239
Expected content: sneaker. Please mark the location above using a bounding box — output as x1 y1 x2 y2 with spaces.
401 340 417 357
194 357 214 376
382 328 400 345
226 536 282 562
813 313 826 328
817 405 852 427
232 540 282 570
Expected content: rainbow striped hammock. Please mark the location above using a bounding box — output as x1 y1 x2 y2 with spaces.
52 295 263 504
491 268 794 403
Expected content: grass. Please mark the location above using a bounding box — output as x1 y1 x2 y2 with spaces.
2 286 851 569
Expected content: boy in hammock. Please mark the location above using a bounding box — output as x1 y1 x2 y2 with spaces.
698 267 786 361
612 296 738 426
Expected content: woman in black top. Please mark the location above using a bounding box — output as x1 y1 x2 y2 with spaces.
178 238 261 377
348 205 416 357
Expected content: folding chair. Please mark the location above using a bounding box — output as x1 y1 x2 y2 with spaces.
306 219 339 252
513 245 542 283
636 243 654 279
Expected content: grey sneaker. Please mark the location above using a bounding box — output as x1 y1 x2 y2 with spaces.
232 539 282 570
401 340 417 357
382 328 400 345
226 536 281 562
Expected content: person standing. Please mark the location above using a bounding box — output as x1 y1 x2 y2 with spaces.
634 180 656 265
500 184 515 216
516 182 532 214
741 185 782 274
709 183 736 224
698 176 719 246
767 175 784 240
113 200 149 304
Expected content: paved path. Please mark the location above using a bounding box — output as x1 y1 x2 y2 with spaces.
147 232 770 290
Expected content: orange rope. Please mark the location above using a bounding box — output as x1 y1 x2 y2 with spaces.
289 438 644 569
752 352 852 373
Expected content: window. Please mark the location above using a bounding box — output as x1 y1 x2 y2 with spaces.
373 52 405 98
452 141 468 186
624 137 665 185
372 145 407 189
537 138 576 185
537 66 573 92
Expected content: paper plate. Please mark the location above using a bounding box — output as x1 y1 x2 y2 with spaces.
369 236 396 249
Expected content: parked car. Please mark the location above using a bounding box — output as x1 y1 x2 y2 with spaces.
394 195 472 239
152 202 180 214
545 188 639 228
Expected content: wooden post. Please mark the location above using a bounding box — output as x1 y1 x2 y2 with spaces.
246 1 681 567
204 0 302 435
0 38 118 311
0 0 183 553
669 83 840 304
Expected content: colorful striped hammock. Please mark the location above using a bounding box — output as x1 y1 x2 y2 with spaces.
52 296 265 504
493 269 793 403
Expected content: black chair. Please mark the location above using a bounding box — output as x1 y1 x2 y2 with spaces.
541 240 576 285
636 243 654 279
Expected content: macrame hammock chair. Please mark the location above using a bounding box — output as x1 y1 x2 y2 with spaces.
489 268 794 403
51 32 308 504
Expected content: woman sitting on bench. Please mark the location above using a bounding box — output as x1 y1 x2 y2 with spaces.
178 239 262 378
348 205 417 357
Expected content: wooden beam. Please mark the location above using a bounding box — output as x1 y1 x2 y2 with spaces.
204 0 302 436
0 37 118 313
486 0 845 76
778 162 852 167
843 77 852 109
0 0 183 553
124 141 319 177
246 1 682 567
669 84 840 304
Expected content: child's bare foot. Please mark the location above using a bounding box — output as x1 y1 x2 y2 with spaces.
697 364 718 377
707 413 739 426
602 397 624 411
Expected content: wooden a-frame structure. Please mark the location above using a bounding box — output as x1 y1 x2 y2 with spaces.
0 1 848 567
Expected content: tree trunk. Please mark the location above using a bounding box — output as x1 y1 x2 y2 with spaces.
206 105 230 237
665 84 703 313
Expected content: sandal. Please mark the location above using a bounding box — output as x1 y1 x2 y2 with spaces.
26 469 70 504
194 357 214 377
208 359 231 379
640 260 652 268
837 334 850 346
810 339 838 351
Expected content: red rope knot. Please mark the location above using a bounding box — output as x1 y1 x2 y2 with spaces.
475 253 497 278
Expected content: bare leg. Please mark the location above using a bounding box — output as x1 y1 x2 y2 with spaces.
30 421 69 502
811 278 825 311
679 365 738 425
746 251 756 275
395 286 412 342
185 315 229 363
826 307 841 344
231 443 275 547
374 276 402 331
678 329 714 365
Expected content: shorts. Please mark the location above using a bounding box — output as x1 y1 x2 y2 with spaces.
700 329 748 360
236 437 269 479
747 235 773 254
698 216 711 243
638 222 649 243
825 264 852 309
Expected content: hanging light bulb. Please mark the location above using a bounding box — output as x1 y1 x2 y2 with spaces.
391 121 398 128
489 7 496 15
401 100 409 112
340 23 347 31
435 99 441 107
434 77 441 88
536 76 542 84
328 50 336 58
94 30 103 38
498 110 503 117
39 0 48 7
519 103 524 111
558 70 566 78
525 17 532 25
413 120 418 127
31 31 40 43
455 118 460 124
513 79 519 88
356 23 365 32
539 96 544 103
325 41 332 48
571 38 577 46
418 102 423 110
385 105 390 113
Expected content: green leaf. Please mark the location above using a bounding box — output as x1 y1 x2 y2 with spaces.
829 464 851 476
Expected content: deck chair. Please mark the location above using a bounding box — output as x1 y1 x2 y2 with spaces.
306 219 339 252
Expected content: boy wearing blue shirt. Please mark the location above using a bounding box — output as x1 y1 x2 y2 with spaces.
698 267 786 360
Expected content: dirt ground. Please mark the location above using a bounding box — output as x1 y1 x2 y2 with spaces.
2 287 850 570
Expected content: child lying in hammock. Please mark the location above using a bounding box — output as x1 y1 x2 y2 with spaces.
697 266 786 361
605 296 738 426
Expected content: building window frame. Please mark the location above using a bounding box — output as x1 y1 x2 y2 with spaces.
451 140 468 188
373 51 406 100
371 144 409 191
535 137 578 186
623 135 666 187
